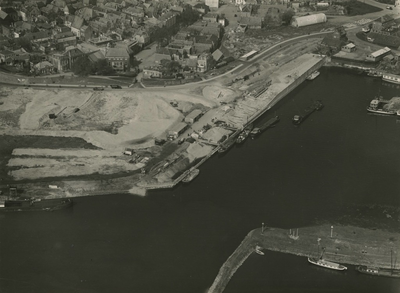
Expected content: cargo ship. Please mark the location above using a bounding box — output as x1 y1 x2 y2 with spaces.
292 100 323 125
306 71 320 80
308 258 347 271
218 135 238 153
367 98 396 115
182 168 200 183
0 198 73 212
236 124 253 144
382 73 400 84
356 266 400 278
250 116 280 138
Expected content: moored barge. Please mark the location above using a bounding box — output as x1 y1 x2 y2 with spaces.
0 198 73 212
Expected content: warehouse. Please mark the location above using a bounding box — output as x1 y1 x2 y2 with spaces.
168 122 189 140
291 13 327 27
185 109 203 124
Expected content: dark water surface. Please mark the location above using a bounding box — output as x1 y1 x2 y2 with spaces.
1 67 400 293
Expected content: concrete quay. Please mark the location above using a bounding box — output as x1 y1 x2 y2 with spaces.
140 54 327 192
207 225 400 293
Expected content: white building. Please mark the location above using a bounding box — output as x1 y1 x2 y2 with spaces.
366 47 391 62
291 13 327 27
205 0 219 8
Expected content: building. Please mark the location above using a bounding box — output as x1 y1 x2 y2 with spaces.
197 52 214 72
71 16 84 38
366 47 391 62
158 11 177 28
105 47 130 71
205 0 219 8
49 47 85 72
32 60 56 75
341 43 356 53
291 13 327 27
143 66 163 78
54 31 77 50
185 109 203 124
168 122 189 140
203 13 218 23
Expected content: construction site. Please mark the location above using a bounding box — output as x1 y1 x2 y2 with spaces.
0 36 327 198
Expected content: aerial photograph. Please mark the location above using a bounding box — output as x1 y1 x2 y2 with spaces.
0 0 400 292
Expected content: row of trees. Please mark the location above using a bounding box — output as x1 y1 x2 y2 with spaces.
71 56 115 76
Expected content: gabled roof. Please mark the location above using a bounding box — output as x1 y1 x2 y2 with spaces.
212 49 223 61
0 10 8 19
0 49 14 56
71 15 84 29
88 50 105 62
105 47 130 58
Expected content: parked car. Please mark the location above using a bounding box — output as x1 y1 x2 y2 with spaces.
110 85 122 89
386 6 393 9
93 87 104 91
367 37 374 42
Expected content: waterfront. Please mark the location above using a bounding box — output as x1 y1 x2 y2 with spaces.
1 67 400 293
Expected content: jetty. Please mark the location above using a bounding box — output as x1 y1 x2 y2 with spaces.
207 224 400 293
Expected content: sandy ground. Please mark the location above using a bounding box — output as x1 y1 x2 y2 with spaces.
0 82 240 181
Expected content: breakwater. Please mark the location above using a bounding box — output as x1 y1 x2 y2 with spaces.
207 230 257 293
207 225 400 293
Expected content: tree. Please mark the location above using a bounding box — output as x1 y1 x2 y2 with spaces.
71 56 93 76
16 37 32 52
92 59 114 75
281 9 295 25
178 5 201 26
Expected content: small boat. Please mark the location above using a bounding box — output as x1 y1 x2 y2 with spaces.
236 124 253 144
255 246 264 255
367 98 396 115
308 257 347 271
292 115 303 125
367 71 383 78
315 100 324 111
182 169 200 183
0 198 73 212
307 71 320 80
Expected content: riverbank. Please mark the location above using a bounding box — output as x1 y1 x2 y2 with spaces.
208 224 400 293
0 52 327 198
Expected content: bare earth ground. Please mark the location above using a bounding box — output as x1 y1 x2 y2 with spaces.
0 83 239 182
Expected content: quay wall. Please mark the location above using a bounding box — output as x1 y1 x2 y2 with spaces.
208 225 400 293
144 55 327 192
246 56 327 126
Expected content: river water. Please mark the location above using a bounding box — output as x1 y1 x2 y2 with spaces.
1 67 400 293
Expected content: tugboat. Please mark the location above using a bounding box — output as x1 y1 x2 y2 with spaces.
367 98 396 115
292 115 303 125
250 116 279 138
182 168 200 183
306 71 320 80
0 198 73 212
236 124 253 144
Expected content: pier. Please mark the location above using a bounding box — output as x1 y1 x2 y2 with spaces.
207 224 400 293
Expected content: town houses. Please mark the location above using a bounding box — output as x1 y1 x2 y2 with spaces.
0 0 228 77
